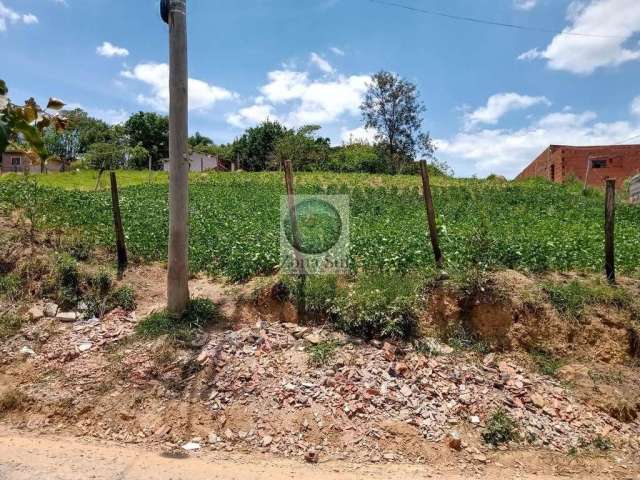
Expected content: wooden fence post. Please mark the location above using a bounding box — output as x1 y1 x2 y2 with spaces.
604 179 615 283
283 160 306 316
110 171 128 276
419 160 444 268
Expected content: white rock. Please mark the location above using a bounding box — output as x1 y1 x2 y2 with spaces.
181 442 201 451
20 346 35 355
78 342 92 352
56 311 78 322
43 303 59 318
470 416 481 425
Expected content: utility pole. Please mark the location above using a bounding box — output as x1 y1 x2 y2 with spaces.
604 179 615 284
162 0 190 314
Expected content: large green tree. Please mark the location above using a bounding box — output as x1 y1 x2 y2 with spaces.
232 120 290 171
124 112 169 169
361 71 429 172
274 125 330 171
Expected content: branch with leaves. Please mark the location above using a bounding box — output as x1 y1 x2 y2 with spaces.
0 79 66 161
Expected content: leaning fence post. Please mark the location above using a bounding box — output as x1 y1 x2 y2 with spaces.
282 159 306 316
419 160 444 268
604 179 615 283
110 171 128 276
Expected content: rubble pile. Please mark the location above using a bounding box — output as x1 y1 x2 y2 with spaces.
2 308 639 465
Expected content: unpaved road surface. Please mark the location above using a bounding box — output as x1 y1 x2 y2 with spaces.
0 428 631 480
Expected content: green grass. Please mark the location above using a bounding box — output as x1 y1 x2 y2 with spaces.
543 279 635 320
306 340 340 366
1 172 639 282
135 297 220 341
529 347 563 377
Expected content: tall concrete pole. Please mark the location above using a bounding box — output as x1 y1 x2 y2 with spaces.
166 0 190 314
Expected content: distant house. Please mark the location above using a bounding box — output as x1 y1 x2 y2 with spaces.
1 149 31 174
162 152 220 172
630 174 640 205
516 144 640 189
1 149 64 174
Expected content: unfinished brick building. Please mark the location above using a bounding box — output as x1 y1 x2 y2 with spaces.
516 144 640 189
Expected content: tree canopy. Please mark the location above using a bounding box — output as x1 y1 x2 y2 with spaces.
124 112 169 169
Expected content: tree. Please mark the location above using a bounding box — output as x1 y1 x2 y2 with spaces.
361 71 425 172
274 125 330 171
232 120 290 171
127 144 150 170
188 131 213 149
328 142 387 173
85 142 126 171
124 112 169 170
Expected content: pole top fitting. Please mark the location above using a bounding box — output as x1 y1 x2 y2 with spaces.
161 0 186 24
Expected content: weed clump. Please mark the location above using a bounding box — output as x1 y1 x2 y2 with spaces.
0 388 27 415
529 346 563 377
0 313 23 339
482 408 519 446
136 298 220 341
306 340 340 366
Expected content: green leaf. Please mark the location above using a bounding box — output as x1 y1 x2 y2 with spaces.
0 79 7 96
47 97 65 110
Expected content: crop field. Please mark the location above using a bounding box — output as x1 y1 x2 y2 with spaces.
1 171 639 281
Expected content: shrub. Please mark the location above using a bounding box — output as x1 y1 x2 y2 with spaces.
0 313 23 339
0 388 27 415
55 254 79 291
136 297 220 341
306 340 340 366
592 435 612 451
0 273 20 300
68 237 93 261
332 272 421 339
482 408 519 446
110 285 136 311
88 269 113 296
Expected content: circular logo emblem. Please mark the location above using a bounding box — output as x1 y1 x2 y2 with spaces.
283 198 342 254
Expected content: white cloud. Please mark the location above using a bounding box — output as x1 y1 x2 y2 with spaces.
227 61 370 130
518 0 640 74
632 96 640 116
330 47 345 56
340 126 378 144
514 0 538 10
97 41 129 58
439 107 639 178
310 52 334 74
22 13 38 24
465 92 550 128
0 2 38 31
226 103 278 129
121 62 236 112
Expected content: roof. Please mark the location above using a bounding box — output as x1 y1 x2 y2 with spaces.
548 144 640 150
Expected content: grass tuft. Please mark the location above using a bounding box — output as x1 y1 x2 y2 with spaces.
306 340 340 366
0 313 23 339
482 408 519 446
136 297 220 341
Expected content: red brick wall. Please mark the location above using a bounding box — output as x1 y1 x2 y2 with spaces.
516 145 640 189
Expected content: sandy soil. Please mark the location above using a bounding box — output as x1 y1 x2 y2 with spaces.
0 427 628 480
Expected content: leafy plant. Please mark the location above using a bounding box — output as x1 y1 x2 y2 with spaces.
543 280 634 320
110 285 136 311
306 340 340 366
592 435 612 451
482 408 519 446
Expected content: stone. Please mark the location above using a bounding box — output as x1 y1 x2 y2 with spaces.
208 433 221 444
56 311 78 322
389 361 409 378
27 305 45 321
382 342 397 361
473 453 488 463
447 431 462 450
78 342 92 352
383 452 396 460
470 416 481 425
305 448 319 463
530 393 545 409
181 441 201 451
43 303 59 318
20 346 35 356
400 385 412 397
261 435 273 447
304 332 322 345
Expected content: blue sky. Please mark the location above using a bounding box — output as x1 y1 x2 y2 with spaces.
2 0 640 177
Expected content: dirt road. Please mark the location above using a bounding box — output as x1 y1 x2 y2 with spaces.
0 428 632 480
